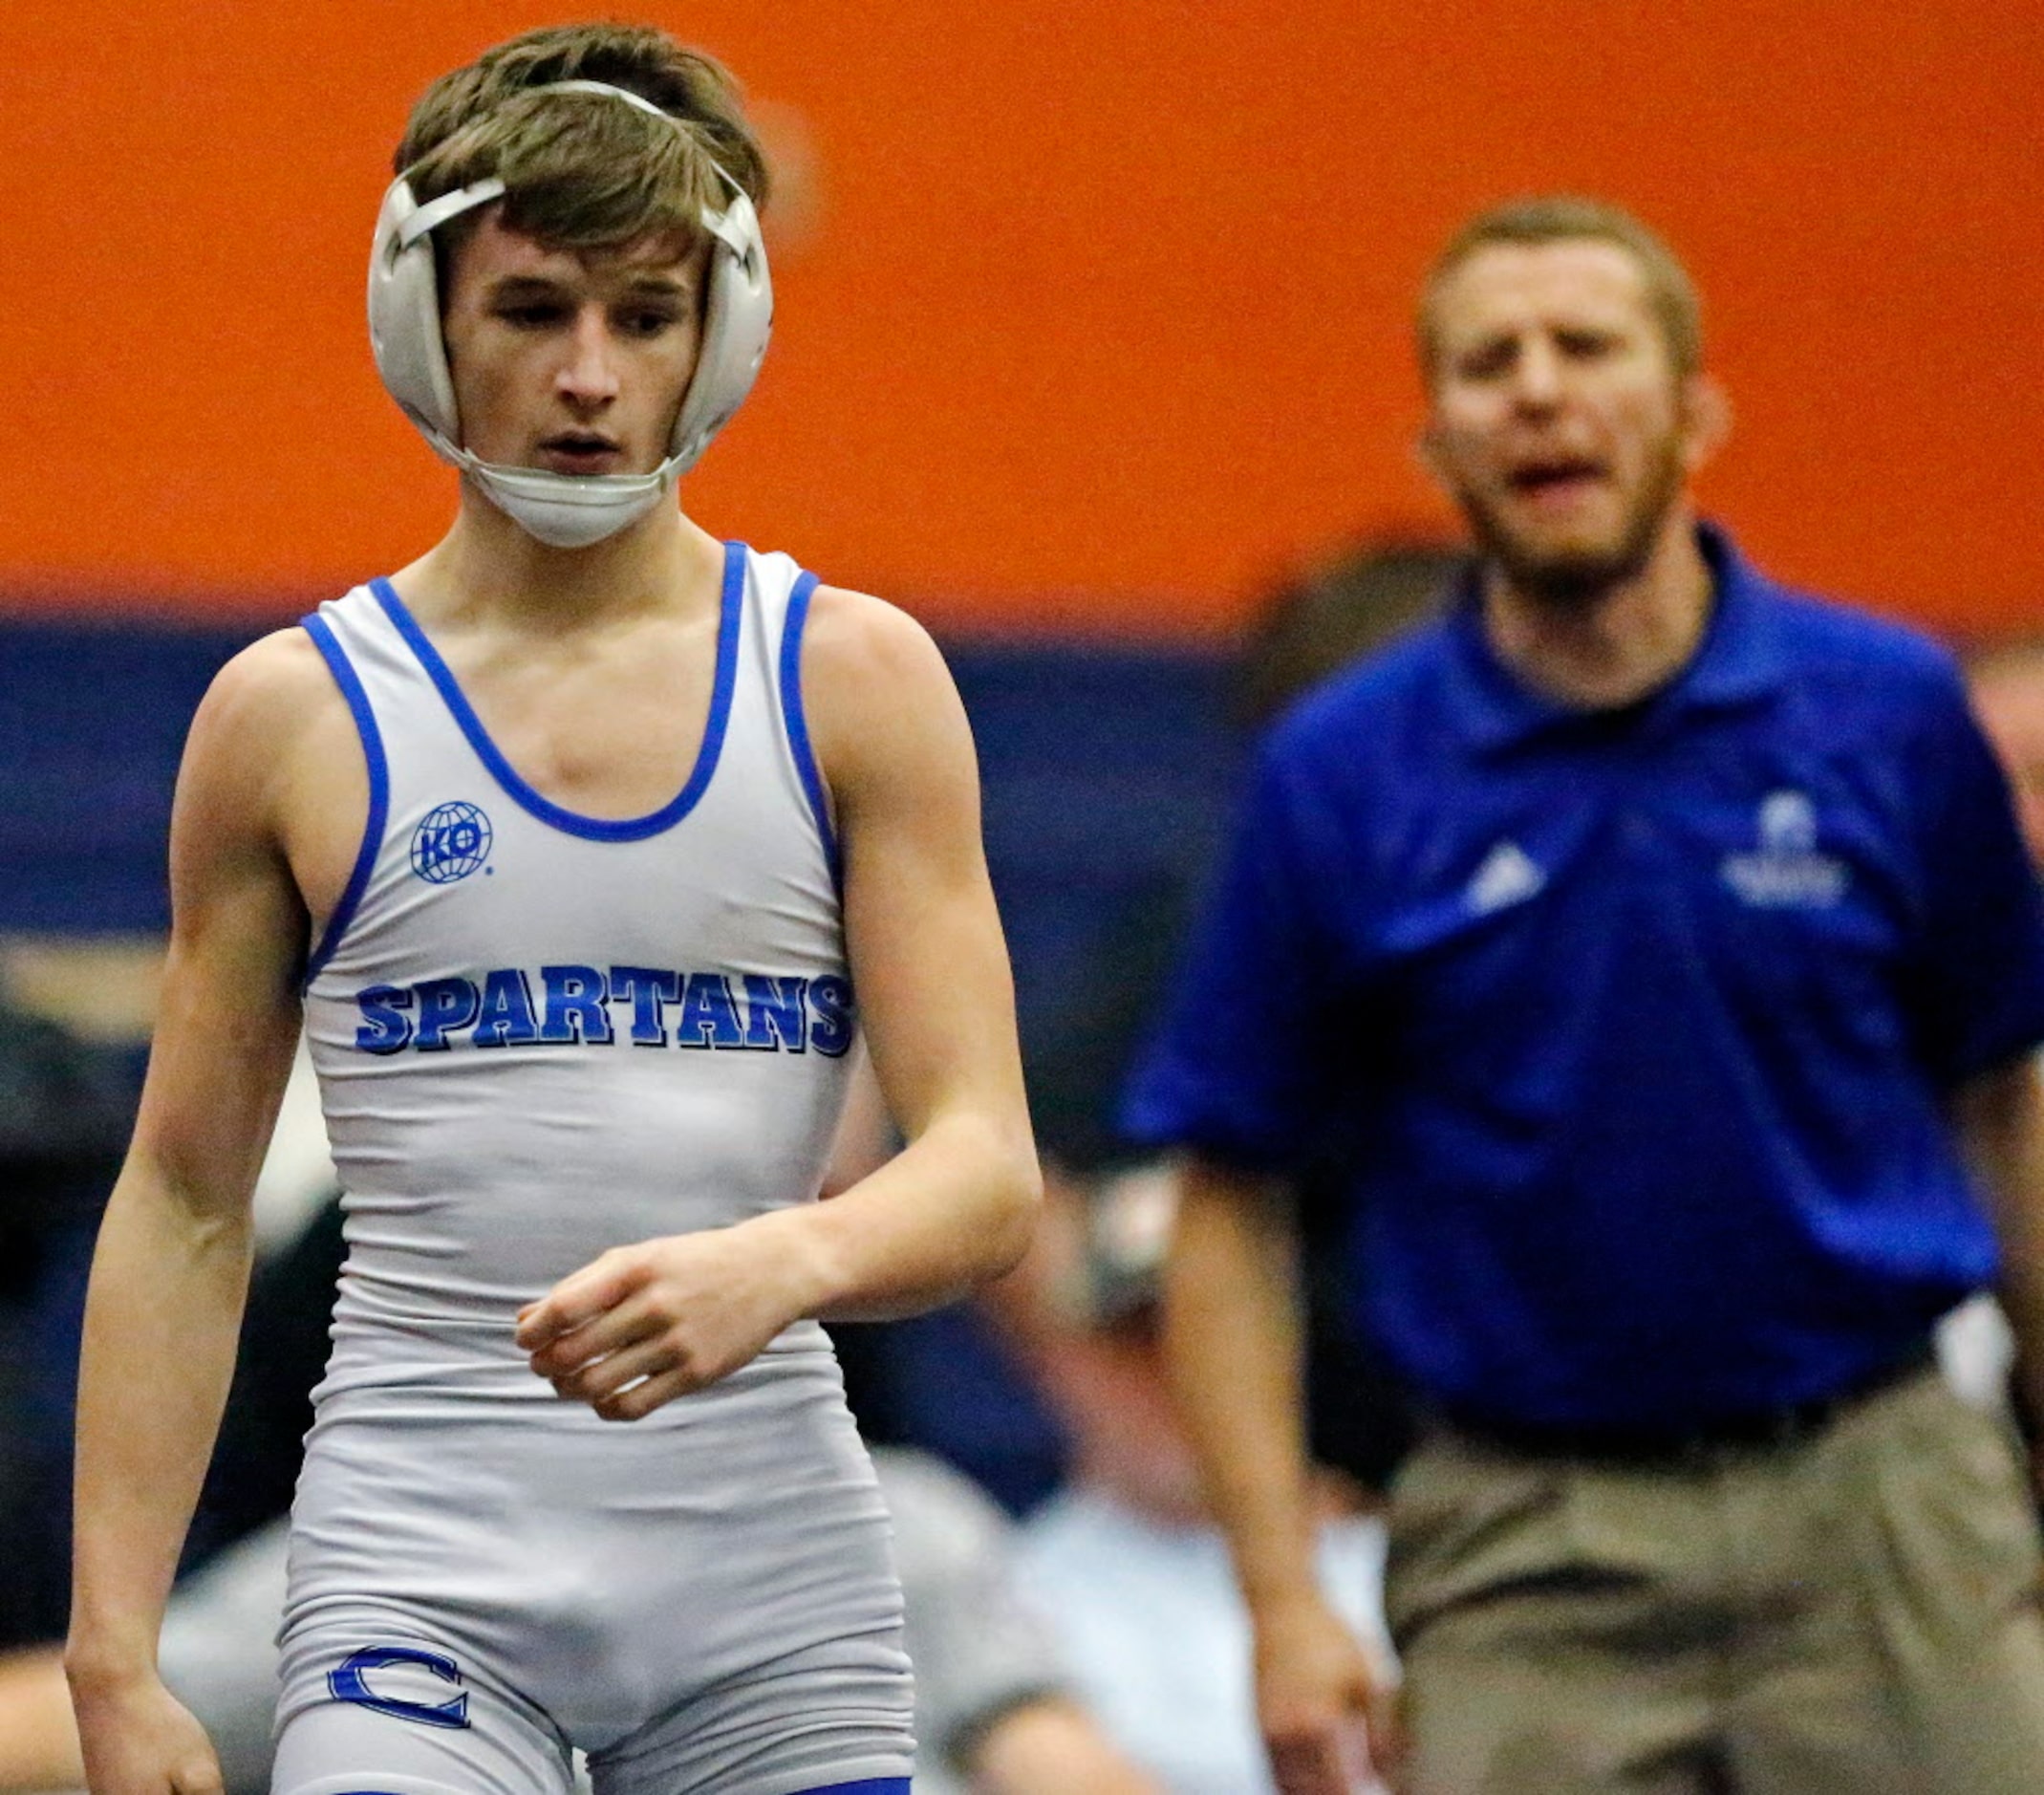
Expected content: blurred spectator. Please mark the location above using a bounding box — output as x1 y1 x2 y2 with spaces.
1026 540 1457 1512
988 1165 1393 1795
0 982 336 1654
865 1448 1163 1795
0 1001 135 1649
1969 638 2044 869
1231 539 1467 732
0 1523 288 1795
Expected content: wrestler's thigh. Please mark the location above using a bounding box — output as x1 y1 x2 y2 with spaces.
271 1622 574 1795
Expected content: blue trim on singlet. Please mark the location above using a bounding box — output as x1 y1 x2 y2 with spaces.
367 541 745 842
789 1782 912 1795
300 612 391 987
778 567 842 877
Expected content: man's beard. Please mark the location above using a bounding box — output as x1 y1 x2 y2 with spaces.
1460 434 1688 611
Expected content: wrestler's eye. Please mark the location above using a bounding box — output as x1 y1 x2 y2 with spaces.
617 307 681 338
498 302 569 329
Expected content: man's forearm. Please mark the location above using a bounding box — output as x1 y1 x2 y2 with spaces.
1160 1157 1323 1615
66 1166 254 1682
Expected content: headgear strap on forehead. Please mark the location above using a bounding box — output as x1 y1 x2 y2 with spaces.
366 78 773 549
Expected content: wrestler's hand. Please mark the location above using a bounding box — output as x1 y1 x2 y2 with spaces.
515 1220 804 1418
1252 1590 1401 1795
69 1667 224 1795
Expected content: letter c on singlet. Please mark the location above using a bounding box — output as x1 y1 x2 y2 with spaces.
328 1645 472 1729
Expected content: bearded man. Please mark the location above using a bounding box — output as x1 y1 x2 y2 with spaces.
1125 195 2044 1795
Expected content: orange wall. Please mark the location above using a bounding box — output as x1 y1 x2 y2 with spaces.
6 1 2039 638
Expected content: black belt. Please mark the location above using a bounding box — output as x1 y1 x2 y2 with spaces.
1434 1340 1939 1467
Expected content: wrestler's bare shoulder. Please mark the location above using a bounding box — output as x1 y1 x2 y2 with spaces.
802 585 957 714
799 585 976 827
183 627 362 854
187 629 355 768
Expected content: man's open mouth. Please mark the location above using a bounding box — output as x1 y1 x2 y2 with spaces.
1509 457 1606 499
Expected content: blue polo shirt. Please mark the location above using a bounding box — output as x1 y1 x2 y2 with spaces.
1123 527 2044 1428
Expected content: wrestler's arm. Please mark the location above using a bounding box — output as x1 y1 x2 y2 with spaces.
785 584 1041 1313
65 635 333 1794
520 588 1040 1416
9 1520 294 1795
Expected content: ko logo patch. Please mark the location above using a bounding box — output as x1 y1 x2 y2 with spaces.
411 801 493 884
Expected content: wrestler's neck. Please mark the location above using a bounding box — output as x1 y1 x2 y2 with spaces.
1482 507 1714 713
396 486 725 636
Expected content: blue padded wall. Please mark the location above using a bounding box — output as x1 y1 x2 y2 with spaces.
0 617 265 935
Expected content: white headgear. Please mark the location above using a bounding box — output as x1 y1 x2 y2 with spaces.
366 79 772 549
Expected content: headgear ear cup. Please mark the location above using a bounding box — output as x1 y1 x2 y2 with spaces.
368 175 512 453
668 186 773 472
368 180 449 445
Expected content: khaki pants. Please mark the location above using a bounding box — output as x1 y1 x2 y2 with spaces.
1384 1368 2044 1794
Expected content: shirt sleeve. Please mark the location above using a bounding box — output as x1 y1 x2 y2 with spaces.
1119 730 1345 1167
1904 661 2044 1086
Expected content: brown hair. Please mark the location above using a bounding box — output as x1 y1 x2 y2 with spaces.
396 22 769 259
1234 538 1464 726
1417 194 1702 383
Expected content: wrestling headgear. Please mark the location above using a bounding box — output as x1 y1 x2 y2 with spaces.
367 79 772 550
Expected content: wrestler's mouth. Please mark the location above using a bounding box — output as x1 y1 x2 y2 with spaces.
537 432 626 475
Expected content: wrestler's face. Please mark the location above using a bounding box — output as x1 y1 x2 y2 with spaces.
441 209 707 478
1421 239 1721 602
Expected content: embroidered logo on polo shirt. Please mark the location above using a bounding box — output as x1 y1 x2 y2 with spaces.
1721 789 1847 908
1467 839 1546 914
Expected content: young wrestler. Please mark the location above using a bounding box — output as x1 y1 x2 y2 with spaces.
68 25 1039 1795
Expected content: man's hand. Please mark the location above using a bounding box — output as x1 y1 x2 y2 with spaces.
68 1668 223 1795
1253 1590 1400 1795
515 1221 809 1419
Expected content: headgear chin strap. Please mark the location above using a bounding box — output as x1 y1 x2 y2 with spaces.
366 79 773 550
